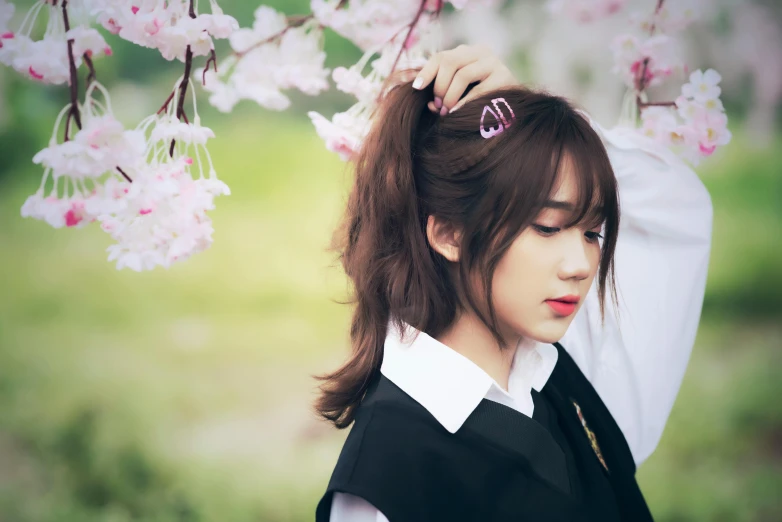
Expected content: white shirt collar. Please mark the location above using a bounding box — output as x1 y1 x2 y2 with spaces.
380 320 559 434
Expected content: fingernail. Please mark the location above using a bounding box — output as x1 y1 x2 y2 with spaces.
434 97 442 109
412 77 423 89
440 106 448 116
450 104 461 113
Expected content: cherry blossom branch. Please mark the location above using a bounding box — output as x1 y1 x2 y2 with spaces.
233 14 317 59
166 0 198 157
636 0 676 112
233 0 351 59
62 0 81 140
649 0 665 35
388 0 437 80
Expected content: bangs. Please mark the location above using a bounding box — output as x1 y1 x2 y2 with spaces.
550 118 617 232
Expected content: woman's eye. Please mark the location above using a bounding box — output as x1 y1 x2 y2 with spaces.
585 231 604 243
533 225 559 235
533 224 603 243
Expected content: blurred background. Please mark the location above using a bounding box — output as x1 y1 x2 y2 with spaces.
0 0 780 520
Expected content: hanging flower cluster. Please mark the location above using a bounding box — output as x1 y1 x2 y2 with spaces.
0 1 110 84
639 69 731 165
306 0 453 162
308 28 438 162
196 6 330 112
89 0 238 62
8 0 232 271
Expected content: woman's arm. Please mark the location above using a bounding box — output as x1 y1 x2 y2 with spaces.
561 122 713 468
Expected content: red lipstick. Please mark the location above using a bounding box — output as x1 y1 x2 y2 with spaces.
545 295 580 316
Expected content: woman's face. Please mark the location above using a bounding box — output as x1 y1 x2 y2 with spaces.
491 159 604 344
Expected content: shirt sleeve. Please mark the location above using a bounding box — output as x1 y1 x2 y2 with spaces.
560 123 713 468
330 492 391 522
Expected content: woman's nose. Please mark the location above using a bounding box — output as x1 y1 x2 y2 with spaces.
558 231 594 281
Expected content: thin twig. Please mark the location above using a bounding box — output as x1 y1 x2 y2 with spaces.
157 90 175 115
639 101 676 108
202 48 218 85
175 45 194 122
83 52 96 87
116 166 133 183
64 111 73 141
62 0 81 139
234 14 316 58
635 0 670 115
389 0 430 80
167 0 198 156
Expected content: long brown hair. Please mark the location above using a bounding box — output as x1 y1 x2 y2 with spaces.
315 79 620 429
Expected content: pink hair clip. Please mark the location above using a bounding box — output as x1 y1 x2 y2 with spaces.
480 97 516 139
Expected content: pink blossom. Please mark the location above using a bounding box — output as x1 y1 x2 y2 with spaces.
69 26 113 60
692 110 731 153
698 143 716 156
100 17 122 35
65 201 87 227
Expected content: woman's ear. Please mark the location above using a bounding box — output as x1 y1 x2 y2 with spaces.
426 215 462 262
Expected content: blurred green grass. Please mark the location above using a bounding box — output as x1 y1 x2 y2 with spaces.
0 112 780 521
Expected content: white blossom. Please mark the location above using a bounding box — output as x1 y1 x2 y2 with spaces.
199 7 329 112
33 114 145 180
311 0 424 51
681 69 722 104
68 26 113 58
308 109 371 162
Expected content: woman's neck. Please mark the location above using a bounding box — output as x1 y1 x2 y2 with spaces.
435 312 519 392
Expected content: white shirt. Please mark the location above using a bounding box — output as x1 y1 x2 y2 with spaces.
329 122 714 522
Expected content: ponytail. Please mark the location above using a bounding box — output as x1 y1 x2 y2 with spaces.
314 79 453 428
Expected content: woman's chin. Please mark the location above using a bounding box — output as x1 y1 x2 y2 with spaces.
524 320 572 345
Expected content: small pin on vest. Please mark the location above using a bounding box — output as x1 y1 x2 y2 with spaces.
571 399 610 473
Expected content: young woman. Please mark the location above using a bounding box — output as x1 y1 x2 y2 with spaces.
314 45 712 522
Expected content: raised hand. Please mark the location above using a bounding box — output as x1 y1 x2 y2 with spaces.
412 44 518 116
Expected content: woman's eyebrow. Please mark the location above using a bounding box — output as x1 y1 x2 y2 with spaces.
543 199 575 210
544 199 605 212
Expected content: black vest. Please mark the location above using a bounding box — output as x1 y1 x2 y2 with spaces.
316 342 654 522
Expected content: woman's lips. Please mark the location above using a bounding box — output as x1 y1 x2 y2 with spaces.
546 300 577 316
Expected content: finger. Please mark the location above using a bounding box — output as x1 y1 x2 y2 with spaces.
427 100 437 113
449 75 504 113
432 47 482 102
440 60 493 113
412 53 441 90
413 45 483 90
